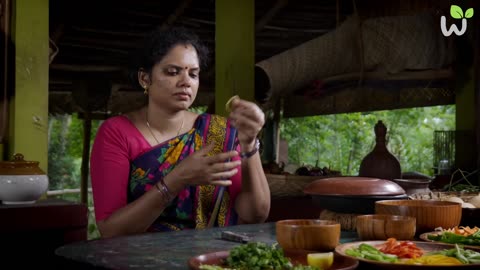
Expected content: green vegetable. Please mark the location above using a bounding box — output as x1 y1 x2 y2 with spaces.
428 244 480 264
345 243 398 263
428 232 480 246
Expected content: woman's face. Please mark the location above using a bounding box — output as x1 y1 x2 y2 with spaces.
140 44 200 112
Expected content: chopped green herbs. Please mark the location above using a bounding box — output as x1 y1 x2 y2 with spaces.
200 242 320 270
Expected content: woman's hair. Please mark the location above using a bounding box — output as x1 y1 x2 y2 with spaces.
128 26 210 89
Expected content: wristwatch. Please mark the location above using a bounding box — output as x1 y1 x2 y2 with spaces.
240 138 260 159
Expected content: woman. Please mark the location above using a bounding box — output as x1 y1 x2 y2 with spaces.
90 27 270 238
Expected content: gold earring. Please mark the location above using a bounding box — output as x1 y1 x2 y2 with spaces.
143 85 148 95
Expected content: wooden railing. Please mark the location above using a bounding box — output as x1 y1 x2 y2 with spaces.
46 188 92 197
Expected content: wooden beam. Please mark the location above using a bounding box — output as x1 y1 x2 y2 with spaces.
61 42 129 54
159 0 192 30
71 26 146 37
50 64 125 72
255 0 289 32
62 36 139 49
186 16 332 33
283 86 455 118
321 69 454 83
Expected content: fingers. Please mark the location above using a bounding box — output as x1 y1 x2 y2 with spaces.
209 159 241 172
229 99 265 125
205 150 239 164
230 112 263 135
229 100 265 137
210 167 238 180
211 180 232 187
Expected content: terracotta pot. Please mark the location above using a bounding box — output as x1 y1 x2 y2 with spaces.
0 153 49 204
359 121 401 180
392 178 431 195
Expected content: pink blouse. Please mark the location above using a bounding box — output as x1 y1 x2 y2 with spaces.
90 115 242 222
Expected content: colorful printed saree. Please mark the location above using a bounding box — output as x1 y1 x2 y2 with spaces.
128 113 240 231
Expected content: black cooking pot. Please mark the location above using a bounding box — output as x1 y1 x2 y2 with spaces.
309 194 409 214
303 176 408 214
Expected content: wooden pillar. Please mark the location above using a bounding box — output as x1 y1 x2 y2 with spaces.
80 112 91 204
474 1 480 184
0 0 12 160
455 1 478 174
8 0 49 171
215 0 255 116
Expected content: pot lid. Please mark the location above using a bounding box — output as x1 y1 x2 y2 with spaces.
303 176 406 196
0 153 45 175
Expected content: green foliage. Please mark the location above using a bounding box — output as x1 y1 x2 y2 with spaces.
48 113 101 193
280 105 455 176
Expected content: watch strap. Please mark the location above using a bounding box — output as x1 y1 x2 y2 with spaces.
240 138 260 159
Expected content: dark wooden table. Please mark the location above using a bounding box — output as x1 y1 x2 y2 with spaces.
55 222 360 270
0 198 88 267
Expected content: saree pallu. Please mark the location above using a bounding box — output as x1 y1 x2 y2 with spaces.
128 113 239 231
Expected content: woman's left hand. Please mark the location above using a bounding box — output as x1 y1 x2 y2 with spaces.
228 98 265 151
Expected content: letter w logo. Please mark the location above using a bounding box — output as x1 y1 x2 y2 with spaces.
440 5 474 37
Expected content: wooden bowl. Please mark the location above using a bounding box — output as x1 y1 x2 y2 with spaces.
375 200 462 234
276 219 340 251
356 214 416 240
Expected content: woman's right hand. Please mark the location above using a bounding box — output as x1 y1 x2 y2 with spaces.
167 144 240 188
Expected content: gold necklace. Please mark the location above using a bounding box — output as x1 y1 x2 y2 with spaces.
146 112 185 144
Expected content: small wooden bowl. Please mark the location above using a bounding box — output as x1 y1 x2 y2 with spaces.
276 219 340 251
375 200 462 234
356 214 416 240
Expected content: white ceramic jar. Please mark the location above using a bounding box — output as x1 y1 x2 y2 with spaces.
0 153 49 204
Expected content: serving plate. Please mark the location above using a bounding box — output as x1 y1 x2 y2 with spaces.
188 249 358 270
335 240 480 269
419 231 480 248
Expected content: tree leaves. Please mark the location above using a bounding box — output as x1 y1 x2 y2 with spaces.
280 105 455 176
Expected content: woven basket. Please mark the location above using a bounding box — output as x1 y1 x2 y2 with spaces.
409 191 480 204
319 209 359 231
267 173 326 198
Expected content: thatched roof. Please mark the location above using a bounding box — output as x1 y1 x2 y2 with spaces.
49 0 465 116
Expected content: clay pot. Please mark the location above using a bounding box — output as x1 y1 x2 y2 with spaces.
392 178 431 195
303 176 407 214
359 121 401 180
0 153 49 204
